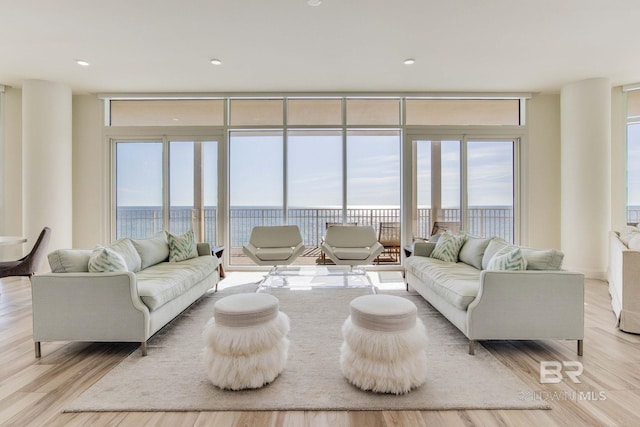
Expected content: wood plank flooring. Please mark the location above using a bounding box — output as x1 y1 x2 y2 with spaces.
1 275 639 426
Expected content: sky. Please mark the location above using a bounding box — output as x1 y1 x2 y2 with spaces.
116 135 514 208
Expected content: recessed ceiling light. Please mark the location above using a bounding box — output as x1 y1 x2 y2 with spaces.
210 58 222 65
76 59 90 67
403 58 416 65
308 0 322 6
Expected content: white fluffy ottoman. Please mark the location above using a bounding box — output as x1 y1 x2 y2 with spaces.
340 294 428 394
203 293 290 390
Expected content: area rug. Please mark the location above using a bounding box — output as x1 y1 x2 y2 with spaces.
65 284 548 412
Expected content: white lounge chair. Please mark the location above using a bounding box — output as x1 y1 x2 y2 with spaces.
321 225 384 267
242 225 305 266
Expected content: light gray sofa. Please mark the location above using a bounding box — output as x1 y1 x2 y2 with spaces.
404 236 584 355
31 233 220 357
608 229 640 333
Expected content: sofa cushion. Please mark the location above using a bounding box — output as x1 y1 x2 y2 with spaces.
619 226 640 246
487 247 527 271
136 255 217 311
109 238 142 272
48 249 92 273
88 246 128 273
167 230 199 262
405 256 481 310
628 234 640 251
520 247 564 270
458 236 491 270
131 232 170 269
255 247 296 261
333 247 372 260
481 238 510 270
430 232 466 263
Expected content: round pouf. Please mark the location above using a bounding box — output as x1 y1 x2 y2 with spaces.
203 293 290 390
340 294 427 394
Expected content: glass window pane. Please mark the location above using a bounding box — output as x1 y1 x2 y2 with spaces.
287 131 343 255
169 140 219 243
415 140 461 238
628 124 640 224
467 140 514 241
229 131 283 264
628 90 640 118
229 99 284 126
288 99 342 125
347 130 401 264
406 99 520 125
346 99 400 125
110 100 224 126
116 142 163 239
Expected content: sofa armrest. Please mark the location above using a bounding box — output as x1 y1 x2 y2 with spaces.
197 242 211 256
31 272 151 343
466 270 584 340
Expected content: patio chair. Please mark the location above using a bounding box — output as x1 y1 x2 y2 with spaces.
0 227 51 279
376 222 400 263
242 225 305 266
430 221 460 238
321 225 383 267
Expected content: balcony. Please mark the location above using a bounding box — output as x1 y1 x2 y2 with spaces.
117 206 516 266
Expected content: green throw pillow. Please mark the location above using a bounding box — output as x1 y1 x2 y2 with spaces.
88 246 128 273
486 246 528 271
430 232 466 263
166 230 199 262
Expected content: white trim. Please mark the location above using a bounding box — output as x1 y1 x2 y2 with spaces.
622 83 640 92
99 92 532 101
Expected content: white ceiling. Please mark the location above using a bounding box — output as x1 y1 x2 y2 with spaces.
2 0 640 95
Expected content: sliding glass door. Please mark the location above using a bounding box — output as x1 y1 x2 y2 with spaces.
412 136 517 242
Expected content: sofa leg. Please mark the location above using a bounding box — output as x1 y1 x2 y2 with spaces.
140 342 148 356
577 339 583 356
468 340 475 355
35 341 41 358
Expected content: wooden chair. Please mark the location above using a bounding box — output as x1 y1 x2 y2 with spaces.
376 222 400 263
430 221 460 237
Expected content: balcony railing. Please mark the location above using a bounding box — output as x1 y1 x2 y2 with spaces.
117 206 515 250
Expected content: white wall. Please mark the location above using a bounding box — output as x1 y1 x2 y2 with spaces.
0 88 24 259
72 95 107 248
22 80 73 254
610 86 627 231
561 78 611 279
525 94 562 250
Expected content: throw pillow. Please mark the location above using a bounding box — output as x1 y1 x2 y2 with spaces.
108 238 142 272
520 247 564 270
619 225 640 246
458 235 492 270
48 249 92 273
430 232 466 263
481 237 510 270
166 230 199 262
131 232 170 269
486 247 528 271
88 246 128 273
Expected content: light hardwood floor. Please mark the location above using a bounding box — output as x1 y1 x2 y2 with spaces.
1 275 639 427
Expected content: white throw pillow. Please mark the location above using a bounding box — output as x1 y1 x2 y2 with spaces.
108 238 142 272
88 246 128 273
430 232 466 263
486 246 528 271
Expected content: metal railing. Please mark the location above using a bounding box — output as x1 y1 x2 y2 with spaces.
117 206 515 248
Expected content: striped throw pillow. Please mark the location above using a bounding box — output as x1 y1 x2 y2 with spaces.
486 247 528 271
88 246 128 273
167 230 199 262
430 232 466 263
